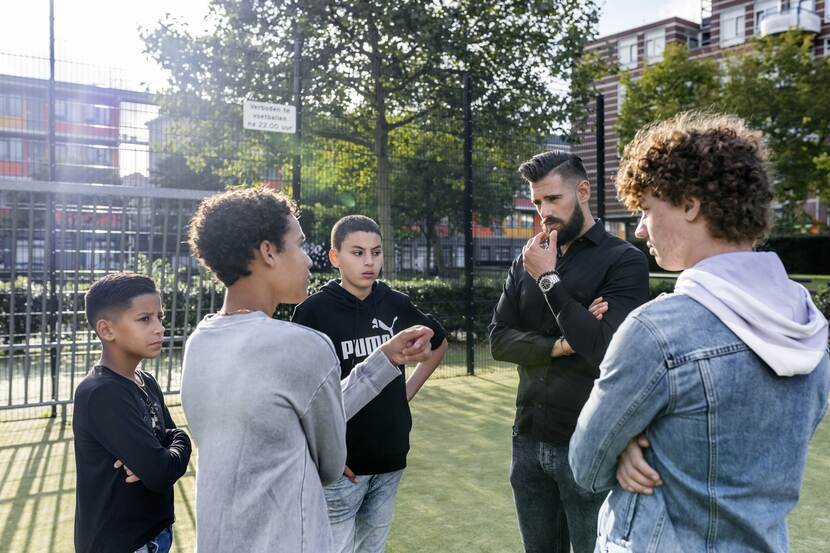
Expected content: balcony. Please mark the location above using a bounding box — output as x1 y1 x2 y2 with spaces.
758 8 821 37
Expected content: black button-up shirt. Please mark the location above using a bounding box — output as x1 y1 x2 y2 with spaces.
489 220 650 445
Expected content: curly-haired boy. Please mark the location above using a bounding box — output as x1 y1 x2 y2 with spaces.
570 112 829 553
181 188 434 553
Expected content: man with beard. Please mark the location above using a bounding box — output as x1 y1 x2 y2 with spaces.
489 151 650 553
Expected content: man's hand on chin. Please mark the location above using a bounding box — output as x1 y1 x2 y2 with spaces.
522 230 558 281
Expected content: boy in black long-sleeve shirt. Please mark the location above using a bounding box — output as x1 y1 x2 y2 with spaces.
73 272 191 553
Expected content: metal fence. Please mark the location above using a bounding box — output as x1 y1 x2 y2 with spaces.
0 179 512 417
0 48 607 417
0 181 214 417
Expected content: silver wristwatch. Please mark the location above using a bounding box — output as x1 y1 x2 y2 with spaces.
537 271 561 293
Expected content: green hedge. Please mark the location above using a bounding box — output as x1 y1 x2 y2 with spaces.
632 236 830 275
293 273 503 343
759 236 830 275
2 271 827 354
814 287 830 320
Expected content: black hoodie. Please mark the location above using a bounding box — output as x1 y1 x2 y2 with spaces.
292 280 446 475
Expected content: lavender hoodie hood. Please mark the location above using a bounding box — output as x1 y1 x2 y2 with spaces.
674 251 828 376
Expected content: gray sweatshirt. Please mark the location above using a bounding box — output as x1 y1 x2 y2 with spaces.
181 311 401 552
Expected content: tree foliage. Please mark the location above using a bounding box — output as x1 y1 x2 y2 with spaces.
720 31 830 208
616 31 830 221
616 43 720 150
143 0 600 272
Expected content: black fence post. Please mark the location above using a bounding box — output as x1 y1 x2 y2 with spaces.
48 0 59 417
463 72 475 376
292 25 304 205
595 93 605 222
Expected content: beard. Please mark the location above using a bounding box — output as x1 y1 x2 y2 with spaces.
545 199 585 246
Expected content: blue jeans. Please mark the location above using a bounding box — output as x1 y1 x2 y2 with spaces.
134 526 172 553
510 433 606 553
325 469 404 553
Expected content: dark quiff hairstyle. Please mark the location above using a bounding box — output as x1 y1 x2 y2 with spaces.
518 151 589 185
617 112 773 243
187 187 299 286
85 272 159 329
330 215 382 250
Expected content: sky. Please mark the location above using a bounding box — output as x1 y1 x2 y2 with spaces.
0 0 213 91
598 0 701 36
1 0 703 92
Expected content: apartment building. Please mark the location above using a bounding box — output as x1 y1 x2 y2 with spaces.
0 74 152 184
580 0 830 237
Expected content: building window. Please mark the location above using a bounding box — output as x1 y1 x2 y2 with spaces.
59 101 83 123
15 239 45 271
754 0 778 34
721 6 746 47
495 246 511 262
687 33 700 49
645 29 666 63
617 35 638 69
0 94 23 116
55 99 67 118
455 246 465 268
617 83 627 115
86 147 112 165
506 212 535 228
0 139 23 161
81 104 112 125
99 106 112 125
56 144 71 163
825 38 830 58
605 221 627 240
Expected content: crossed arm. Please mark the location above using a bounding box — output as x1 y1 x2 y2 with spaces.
569 315 669 492
490 250 647 370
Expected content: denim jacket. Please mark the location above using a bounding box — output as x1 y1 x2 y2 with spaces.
570 293 830 553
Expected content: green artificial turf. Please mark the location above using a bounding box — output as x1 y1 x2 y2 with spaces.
0 371 828 552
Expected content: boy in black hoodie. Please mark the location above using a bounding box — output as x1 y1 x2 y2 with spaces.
292 215 448 553
73 272 191 553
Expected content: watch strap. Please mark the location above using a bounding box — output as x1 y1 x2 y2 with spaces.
536 270 559 286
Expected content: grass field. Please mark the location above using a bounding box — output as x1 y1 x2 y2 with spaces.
0 372 828 552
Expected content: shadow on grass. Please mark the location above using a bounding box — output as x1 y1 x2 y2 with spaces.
0 373 827 553
0 418 74 552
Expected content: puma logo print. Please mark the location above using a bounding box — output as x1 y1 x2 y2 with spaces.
341 334 391 360
371 317 398 335
340 317 400 361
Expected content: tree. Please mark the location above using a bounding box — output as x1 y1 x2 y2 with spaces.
616 43 720 150
720 31 830 208
143 0 599 274
151 153 224 190
616 32 830 221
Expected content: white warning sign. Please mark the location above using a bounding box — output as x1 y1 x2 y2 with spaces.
243 100 296 134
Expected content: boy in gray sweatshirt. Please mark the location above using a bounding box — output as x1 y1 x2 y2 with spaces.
181 188 434 552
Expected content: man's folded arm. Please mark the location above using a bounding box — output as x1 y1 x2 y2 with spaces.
545 249 649 368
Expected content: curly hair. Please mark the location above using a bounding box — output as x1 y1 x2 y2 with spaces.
616 112 773 244
187 188 299 286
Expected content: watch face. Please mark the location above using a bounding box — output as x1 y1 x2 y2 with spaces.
538 273 559 293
